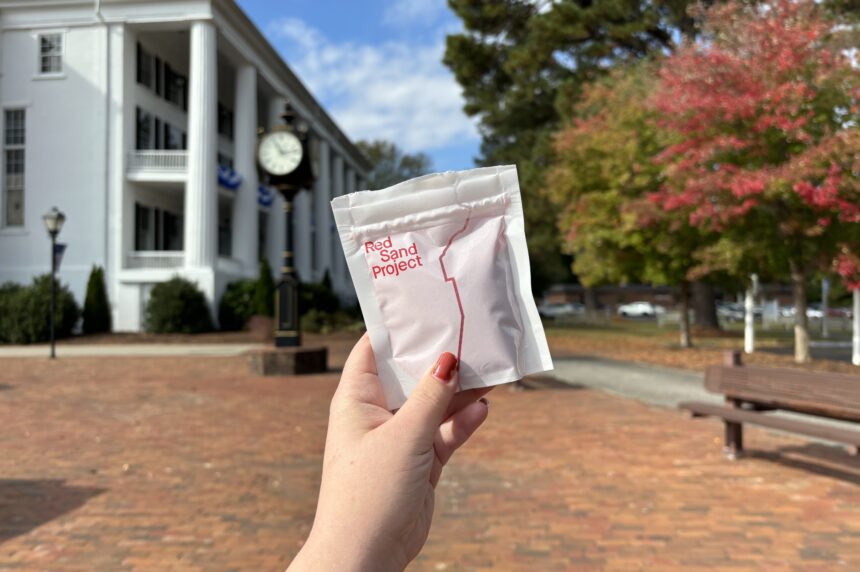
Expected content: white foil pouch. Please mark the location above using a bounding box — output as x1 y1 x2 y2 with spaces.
331 165 553 409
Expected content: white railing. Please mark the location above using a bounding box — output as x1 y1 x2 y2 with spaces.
126 251 184 270
127 150 188 171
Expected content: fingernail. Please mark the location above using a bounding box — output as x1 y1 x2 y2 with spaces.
433 352 458 383
479 397 489 407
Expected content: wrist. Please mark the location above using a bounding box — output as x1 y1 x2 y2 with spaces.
290 524 405 572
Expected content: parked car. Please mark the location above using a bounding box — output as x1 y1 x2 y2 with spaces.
780 305 829 319
717 302 745 322
538 301 585 319
617 301 665 318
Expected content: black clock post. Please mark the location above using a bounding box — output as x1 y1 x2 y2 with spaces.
249 100 327 376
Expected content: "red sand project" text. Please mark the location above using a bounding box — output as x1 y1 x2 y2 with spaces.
365 236 424 279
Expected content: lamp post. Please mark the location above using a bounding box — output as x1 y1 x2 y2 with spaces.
42 207 66 359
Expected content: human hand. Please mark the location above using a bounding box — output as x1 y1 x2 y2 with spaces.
288 334 491 572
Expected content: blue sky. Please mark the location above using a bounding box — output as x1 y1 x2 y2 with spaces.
236 0 481 173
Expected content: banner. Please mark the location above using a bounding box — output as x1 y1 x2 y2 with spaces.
53 243 67 271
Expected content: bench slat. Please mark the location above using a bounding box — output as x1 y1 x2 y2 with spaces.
680 401 860 446
704 366 860 423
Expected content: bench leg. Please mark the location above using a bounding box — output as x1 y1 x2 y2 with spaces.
724 421 743 460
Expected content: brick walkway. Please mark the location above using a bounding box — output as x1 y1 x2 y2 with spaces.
1 343 860 570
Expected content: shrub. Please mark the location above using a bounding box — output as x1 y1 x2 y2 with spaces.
253 259 276 317
0 275 80 344
300 308 364 334
218 279 256 331
82 266 112 334
144 277 213 334
300 271 341 316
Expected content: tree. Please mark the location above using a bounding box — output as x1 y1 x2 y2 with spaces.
82 266 111 334
651 0 860 363
545 62 713 347
444 0 707 294
254 258 276 317
355 140 432 190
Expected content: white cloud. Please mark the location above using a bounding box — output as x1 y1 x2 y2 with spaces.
382 0 446 27
266 17 478 155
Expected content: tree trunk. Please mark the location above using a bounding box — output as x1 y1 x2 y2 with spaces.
692 281 721 330
789 259 811 363
584 286 598 318
679 281 692 348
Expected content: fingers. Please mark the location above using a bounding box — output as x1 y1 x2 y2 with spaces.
446 386 493 419
430 397 490 487
393 352 459 449
333 334 387 409
341 333 377 377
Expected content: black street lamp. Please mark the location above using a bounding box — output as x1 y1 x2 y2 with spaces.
42 206 66 359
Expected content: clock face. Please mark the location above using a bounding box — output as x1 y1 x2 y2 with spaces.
258 131 303 176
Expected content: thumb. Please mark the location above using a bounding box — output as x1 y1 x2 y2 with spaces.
394 352 459 448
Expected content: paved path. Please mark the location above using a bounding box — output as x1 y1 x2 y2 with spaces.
552 356 716 408
2 353 860 570
0 343 265 358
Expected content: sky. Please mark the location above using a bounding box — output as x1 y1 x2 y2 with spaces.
236 0 482 173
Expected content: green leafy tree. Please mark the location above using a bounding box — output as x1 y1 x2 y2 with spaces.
82 266 111 334
254 258 276 317
355 140 432 190
444 0 707 294
546 62 718 347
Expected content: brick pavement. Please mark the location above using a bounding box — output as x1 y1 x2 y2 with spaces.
1 340 860 571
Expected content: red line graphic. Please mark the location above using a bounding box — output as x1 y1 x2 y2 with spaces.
439 217 470 363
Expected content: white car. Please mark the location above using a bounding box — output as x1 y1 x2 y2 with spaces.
617 301 665 318
538 301 585 319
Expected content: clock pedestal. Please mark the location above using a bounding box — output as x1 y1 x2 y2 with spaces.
249 99 327 377
249 184 328 376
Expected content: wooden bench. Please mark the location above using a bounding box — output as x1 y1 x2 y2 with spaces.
679 351 860 459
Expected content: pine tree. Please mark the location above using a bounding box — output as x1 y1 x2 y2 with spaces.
254 258 276 317
82 265 111 334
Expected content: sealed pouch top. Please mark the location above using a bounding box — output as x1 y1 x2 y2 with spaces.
332 165 553 408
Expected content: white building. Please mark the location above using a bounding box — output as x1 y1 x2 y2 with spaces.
0 0 369 331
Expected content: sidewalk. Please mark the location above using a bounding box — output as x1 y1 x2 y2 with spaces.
2 352 860 570
0 343 265 358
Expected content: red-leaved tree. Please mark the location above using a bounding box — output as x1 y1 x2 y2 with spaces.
651 0 860 363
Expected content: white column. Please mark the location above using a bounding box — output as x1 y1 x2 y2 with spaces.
293 188 312 282
266 97 285 279
336 166 356 288
232 64 258 274
315 142 333 281
852 289 859 367
184 20 218 268
744 274 758 354
107 23 129 329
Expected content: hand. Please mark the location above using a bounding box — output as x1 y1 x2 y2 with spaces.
288 334 491 572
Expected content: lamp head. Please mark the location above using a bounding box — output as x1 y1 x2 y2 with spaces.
42 206 66 236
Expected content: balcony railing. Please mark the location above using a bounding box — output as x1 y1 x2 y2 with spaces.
127 150 188 172
126 251 184 270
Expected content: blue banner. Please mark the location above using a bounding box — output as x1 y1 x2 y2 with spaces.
53 243 67 271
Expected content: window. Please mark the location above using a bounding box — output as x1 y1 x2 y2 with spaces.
134 203 151 250
3 109 26 227
135 203 182 251
218 153 234 170
258 211 268 262
154 57 163 96
218 104 234 140
39 33 63 75
163 123 185 150
218 204 232 257
136 43 153 88
136 107 152 150
164 64 187 109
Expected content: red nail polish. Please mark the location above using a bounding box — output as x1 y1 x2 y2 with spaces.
433 352 458 382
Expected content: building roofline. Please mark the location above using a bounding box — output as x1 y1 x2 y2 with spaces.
213 0 371 175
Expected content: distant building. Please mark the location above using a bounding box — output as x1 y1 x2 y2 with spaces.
0 0 369 331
